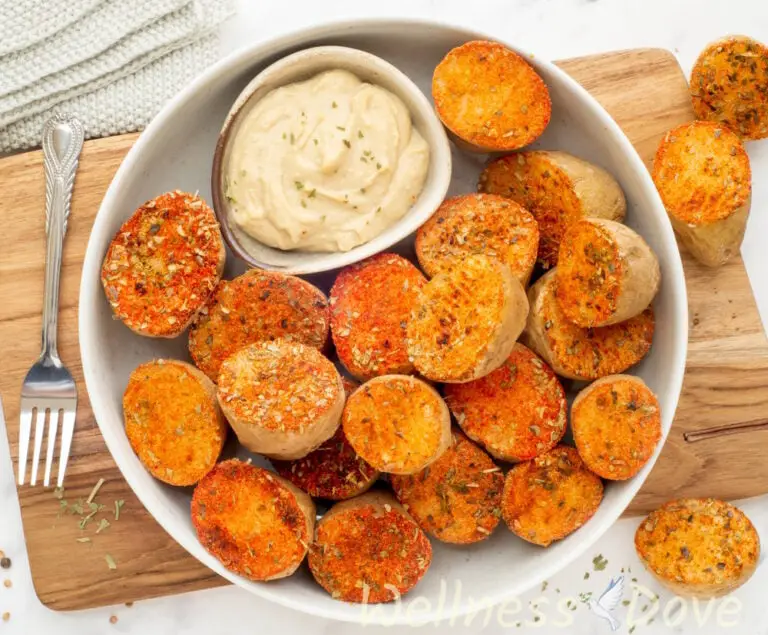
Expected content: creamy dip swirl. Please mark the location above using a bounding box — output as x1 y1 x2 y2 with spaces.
225 69 430 252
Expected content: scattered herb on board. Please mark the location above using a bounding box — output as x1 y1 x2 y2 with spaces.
579 592 592 603
96 519 111 534
593 554 609 571
622 600 631 606
541 580 548 592
76 537 91 543
114 500 125 520
86 478 105 504
105 554 117 571
584 572 590 580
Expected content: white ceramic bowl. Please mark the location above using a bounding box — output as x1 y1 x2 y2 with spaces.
79 19 688 625
212 45 452 275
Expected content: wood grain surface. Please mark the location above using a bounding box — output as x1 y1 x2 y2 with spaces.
1 48 767 612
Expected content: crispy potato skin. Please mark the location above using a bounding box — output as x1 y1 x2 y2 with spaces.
342 375 451 475
501 446 604 547
635 498 761 598
432 41 551 152
522 270 654 381
191 459 315 581
101 190 225 337
415 194 539 285
571 375 661 480
479 151 626 269
690 36 768 140
652 121 751 267
407 255 529 383
189 270 329 381
330 253 426 380
217 340 344 460
309 492 432 603
123 359 226 486
444 343 566 462
556 218 660 327
271 377 378 499
391 430 503 544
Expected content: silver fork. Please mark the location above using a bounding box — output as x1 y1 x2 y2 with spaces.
18 114 83 487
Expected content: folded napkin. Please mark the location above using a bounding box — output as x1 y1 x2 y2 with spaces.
0 0 235 152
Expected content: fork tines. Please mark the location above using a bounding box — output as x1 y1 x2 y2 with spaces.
18 398 76 488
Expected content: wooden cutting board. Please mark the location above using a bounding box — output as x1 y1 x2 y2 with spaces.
2 48 768 612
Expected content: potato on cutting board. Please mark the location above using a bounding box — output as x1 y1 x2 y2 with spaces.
407 255 529 383
191 459 315 581
309 491 432 603
522 269 654 381
217 340 344 460
556 218 660 327
690 35 768 140
571 374 661 480
635 498 761 598
390 429 504 544
415 193 539 285
652 121 751 267
342 375 451 474
432 40 551 152
501 445 604 547
479 151 626 269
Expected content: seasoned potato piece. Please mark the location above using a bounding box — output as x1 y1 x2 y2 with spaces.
522 270 654 381
123 359 226 486
556 218 660 327
407 255 529 383
432 40 551 151
415 194 539 285
479 151 626 269
217 340 344 460
189 270 329 381
101 190 225 337
635 499 761 597
272 376 379 500
309 492 432 603
652 121 751 267
191 459 315 581
342 375 451 474
391 430 504 544
444 343 567 462
690 36 768 140
501 445 604 547
572 375 661 480
330 253 426 380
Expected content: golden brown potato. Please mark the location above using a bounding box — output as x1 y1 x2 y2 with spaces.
501 445 604 547
479 151 626 269
123 359 226 486
189 269 329 381
571 375 661 480
330 253 426 380
652 121 751 267
217 341 344 460
432 40 551 152
390 429 504 544
635 498 761 597
342 375 451 474
444 343 567 462
415 194 539 285
556 218 660 327
522 269 654 381
101 191 225 337
407 255 529 383
191 459 315 581
690 36 768 140
309 491 432 603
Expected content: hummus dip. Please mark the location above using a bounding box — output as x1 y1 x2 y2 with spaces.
225 69 430 252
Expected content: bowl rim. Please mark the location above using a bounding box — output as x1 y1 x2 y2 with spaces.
79 16 688 625
210 44 453 275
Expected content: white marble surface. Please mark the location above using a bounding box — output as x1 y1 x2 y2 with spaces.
2 0 768 633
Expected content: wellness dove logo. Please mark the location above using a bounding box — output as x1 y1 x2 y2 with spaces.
586 575 625 631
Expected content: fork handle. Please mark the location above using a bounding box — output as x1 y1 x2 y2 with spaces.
41 114 84 360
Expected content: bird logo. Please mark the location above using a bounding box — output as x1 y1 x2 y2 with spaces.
587 575 625 631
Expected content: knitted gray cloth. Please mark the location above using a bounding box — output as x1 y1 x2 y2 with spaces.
0 0 234 152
